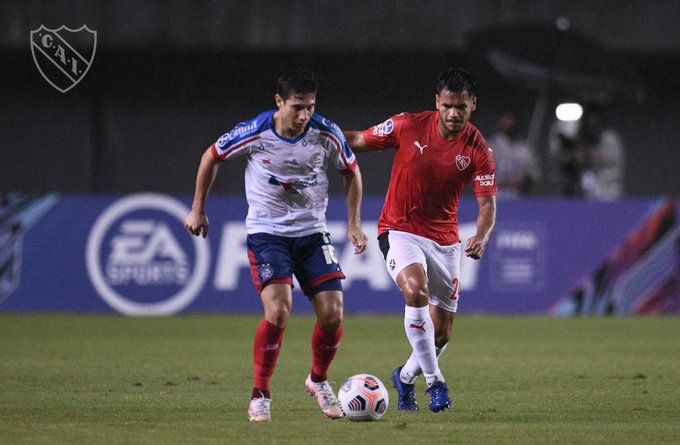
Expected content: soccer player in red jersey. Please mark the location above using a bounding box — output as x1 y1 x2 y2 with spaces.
343 68 497 412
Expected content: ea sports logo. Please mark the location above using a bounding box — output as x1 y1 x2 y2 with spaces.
86 194 210 316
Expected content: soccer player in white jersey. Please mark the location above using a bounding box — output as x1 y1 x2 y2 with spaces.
184 71 368 422
343 68 497 413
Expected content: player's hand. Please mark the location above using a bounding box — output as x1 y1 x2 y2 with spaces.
184 209 209 238
464 235 487 260
348 225 368 255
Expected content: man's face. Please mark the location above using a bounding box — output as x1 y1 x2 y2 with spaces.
275 92 316 132
435 89 476 135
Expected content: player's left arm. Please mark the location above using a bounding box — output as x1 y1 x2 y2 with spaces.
464 196 496 260
343 164 369 254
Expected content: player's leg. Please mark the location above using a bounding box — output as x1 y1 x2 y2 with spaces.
247 233 295 422
309 289 344 383
293 232 345 419
419 241 461 411
395 265 444 383
400 305 453 383
379 231 443 411
400 251 460 383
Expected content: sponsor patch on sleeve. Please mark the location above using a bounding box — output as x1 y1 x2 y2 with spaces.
474 173 495 187
371 118 394 137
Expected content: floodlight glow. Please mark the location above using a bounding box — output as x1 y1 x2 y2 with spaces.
555 103 583 121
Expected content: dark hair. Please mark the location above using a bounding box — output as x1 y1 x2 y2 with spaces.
276 70 318 100
436 68 476 97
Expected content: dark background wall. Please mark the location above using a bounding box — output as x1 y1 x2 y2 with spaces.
1 1 679 196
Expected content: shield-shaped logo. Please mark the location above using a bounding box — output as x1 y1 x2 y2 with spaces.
30 25 97 93
455 155 471 171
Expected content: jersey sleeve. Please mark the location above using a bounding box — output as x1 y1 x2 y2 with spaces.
361 113 406 151
210 120 262 162
472 142 498 197
318 118 357 175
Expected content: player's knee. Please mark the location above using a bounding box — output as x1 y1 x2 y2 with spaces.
317 299 343 332
318 313 343 333
402 280 429 307
265 304 291 328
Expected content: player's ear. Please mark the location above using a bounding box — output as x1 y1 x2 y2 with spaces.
435 94 440 108
274 93 284 109
472 96 477 112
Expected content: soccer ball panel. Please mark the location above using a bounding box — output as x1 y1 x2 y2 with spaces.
337 374 389 421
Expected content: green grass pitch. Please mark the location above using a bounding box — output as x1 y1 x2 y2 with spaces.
1 314 679 444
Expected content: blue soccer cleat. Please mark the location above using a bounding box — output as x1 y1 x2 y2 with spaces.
425 381 452 412
392 366 418 411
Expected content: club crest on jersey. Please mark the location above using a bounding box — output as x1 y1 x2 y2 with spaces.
372 119 394 137
30 25 97 93
307 152 324 170
456 155 471 171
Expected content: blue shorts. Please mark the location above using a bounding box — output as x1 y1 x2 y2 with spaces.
246 232 345 297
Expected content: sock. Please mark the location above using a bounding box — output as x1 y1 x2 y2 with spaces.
310 322 343 382
400 342 448 384
403 305 443 386
252 319 285 397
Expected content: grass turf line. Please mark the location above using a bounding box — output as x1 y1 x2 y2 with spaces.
0 315 679 444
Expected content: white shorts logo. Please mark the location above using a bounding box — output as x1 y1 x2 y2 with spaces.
86 194 210 316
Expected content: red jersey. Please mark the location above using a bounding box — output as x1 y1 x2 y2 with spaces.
363 111 496 245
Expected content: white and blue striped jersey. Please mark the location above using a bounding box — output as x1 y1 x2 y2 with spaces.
211 110 357 237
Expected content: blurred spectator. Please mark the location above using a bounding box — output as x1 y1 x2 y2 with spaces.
579 104 625 200
548 103 624 199
488 111 539 197
548 117 585 197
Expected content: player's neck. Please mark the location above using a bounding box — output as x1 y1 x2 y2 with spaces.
437 119 462 140
273 112 305 139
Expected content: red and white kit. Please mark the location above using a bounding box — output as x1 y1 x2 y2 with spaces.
365 111 497 311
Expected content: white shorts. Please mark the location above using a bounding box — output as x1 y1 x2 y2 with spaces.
378 230 461 313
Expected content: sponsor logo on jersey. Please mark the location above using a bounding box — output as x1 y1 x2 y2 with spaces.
217 121 258 148
321 118 342 134
456 155 471 171
414 141 428 154
30 25 97 93
258 141 280 151
389 258 396 271
474 173 495 187
86 194 210 316
268 174 319 194
372 119 394 137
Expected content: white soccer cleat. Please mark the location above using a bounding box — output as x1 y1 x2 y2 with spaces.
248 397 272 422
305 374 344 419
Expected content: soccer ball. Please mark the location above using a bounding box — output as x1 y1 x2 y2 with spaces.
337 374 389 421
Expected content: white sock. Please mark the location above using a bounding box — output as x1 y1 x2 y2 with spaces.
403 305 443 386
400 342 448 384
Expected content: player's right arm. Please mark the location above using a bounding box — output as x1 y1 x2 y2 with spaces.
343 115 403 153
343 131 373 153
184 147 221 238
